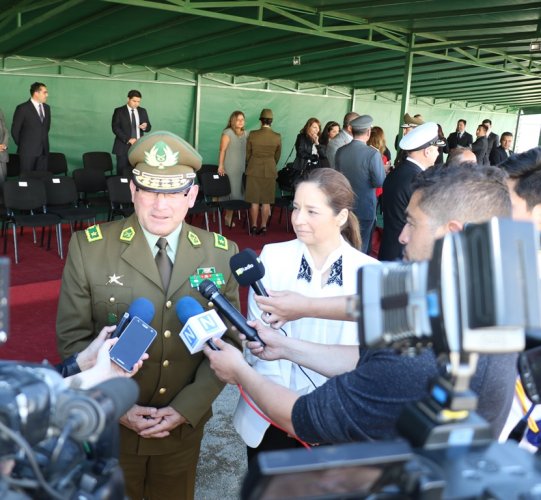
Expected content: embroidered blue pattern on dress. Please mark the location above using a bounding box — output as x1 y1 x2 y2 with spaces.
326 256 343 286
297 255 312 283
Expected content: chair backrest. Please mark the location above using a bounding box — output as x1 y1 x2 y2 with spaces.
47 152 68 175
196 164 219 186
106 176 132 205
44 176 78 206
3 179 47 211
199 172 231 198
7 154 20 178
19 170 54 183
72 168 107 194
82 152 113 173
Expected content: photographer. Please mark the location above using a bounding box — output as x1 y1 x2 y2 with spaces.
204 163 517 445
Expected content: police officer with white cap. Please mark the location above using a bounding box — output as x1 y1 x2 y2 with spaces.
379 122 445 261
57 131 241 500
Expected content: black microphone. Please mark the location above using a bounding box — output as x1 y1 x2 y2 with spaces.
198 279 265 346
54 378 139 443
230 248 268 297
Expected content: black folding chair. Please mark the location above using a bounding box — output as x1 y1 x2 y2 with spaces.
19 170 54 183
45 176 100 233
106 176 134 221
82 151 113 175
47 152 68 176
72 168 109 218
199 172 250 234
2 179 63 264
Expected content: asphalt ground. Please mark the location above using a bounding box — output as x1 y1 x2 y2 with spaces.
195 384 248 499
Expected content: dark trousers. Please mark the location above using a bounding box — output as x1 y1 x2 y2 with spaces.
359 218 376 255
246 425 304 475
19 154 47 172
116 154 132 177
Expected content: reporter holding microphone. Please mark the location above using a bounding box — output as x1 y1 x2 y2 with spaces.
233 169 378 466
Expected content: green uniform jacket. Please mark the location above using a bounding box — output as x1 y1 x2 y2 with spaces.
56 214 241 455
246 127 282 179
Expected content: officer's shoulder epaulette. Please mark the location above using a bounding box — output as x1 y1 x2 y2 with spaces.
213 232 229 251
85 225 103 243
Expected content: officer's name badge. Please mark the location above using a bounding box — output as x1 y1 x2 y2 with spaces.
120 227 135 242
214 233 228 250
85 225 103 242
188 231 201 247
189 266 225 288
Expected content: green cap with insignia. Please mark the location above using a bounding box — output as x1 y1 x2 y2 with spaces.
128 131 202 193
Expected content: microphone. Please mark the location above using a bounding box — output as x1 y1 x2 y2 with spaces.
198 279 265 345
176 297 226 353
230 248 268 297
113 297 156 338
54 378 139 443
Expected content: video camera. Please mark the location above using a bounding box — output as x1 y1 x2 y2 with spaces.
243 218 541 499
0 258 137 499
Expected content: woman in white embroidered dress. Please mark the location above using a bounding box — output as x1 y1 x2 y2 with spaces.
233 168 379 465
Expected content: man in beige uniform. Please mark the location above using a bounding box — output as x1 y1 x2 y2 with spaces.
56 131 241 499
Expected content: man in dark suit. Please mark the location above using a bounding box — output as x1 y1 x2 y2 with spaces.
446 119 473 151
490 132 514 165
379 122 443 261
482 118 499 164
335 114 386 254
11 82 51 172
472 124 489 165
112 89 151 177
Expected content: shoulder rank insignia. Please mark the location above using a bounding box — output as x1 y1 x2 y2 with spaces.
214 233 228 251
120 227 135 242
188 231 201 247
85 225 103 242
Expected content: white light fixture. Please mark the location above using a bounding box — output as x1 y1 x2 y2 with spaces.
292 56 301 66
530 41 541 52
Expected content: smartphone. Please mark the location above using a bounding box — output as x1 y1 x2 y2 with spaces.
109 316 157 372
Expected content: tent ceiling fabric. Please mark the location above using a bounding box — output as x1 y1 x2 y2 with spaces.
1 0 540 110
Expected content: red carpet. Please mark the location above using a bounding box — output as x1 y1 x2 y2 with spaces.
3 212 294 363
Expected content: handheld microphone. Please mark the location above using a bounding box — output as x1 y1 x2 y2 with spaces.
114 297 156 338
230 248 268 297
176 297 226 353
198 279 265 345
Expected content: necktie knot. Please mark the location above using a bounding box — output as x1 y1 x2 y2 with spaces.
157 237 168 251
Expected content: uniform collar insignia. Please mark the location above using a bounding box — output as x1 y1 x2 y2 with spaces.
214 233 228 251
85 225 103 242
188 231 201 247
107 274 124 286
120 226 135 242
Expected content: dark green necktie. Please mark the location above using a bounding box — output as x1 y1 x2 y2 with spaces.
155 237 172 290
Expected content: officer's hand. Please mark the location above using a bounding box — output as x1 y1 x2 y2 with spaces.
120 405 160 433
139 407 186 439
254 290 309 328
203 338 250 385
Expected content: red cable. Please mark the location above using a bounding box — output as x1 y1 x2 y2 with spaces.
237 384 312 450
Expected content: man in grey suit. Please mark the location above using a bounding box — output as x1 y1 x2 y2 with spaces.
335 114 386 254
11 81 51 172
0 108 8 182
326 111 359 169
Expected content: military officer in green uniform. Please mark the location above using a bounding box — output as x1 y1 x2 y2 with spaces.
56 131 241 500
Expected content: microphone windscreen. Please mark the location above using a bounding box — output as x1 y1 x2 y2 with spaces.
176 296 205 324
93 378 139 420
128 297 155 324
230 248 265 286
199 279 217 299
